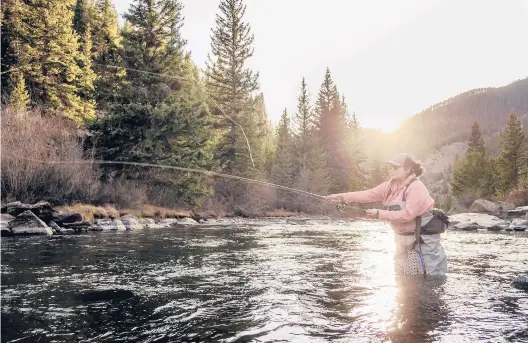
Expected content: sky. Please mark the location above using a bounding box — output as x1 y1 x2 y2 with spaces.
112 0 528 132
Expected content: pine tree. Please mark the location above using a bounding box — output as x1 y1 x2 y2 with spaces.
450 119 497 198
1 0 26 99
292 77 314 170
467 121 486 154
91 0 125 108
9 71 30 112
73 0 96 37
205 0 260 175
3 0 95 122
88 0 215 205
496 110 526 192
78 22 97 111
315 68 351 193
271 109 293 207
344 108 366 191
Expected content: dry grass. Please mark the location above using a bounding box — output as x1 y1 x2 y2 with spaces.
118 204 191 219
56 204 118 222
263 209 299 217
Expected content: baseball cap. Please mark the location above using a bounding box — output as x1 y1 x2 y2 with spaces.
385 153 412 167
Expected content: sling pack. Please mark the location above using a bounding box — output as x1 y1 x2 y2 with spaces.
384 178 449 235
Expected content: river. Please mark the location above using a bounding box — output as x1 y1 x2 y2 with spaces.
1 220 527 342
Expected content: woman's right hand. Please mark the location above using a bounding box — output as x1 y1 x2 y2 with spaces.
325 194 344 204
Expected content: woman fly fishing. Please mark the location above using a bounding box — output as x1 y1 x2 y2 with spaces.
326 153 448 277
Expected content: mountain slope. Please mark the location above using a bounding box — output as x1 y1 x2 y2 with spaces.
390 77 528 159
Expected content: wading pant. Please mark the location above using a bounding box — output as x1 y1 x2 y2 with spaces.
394 233 448 276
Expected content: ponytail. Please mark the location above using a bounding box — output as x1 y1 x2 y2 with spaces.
403 158 425 177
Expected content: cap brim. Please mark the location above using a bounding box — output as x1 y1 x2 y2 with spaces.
385 160 402 167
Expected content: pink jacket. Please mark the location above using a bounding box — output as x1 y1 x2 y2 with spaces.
338 174 434 234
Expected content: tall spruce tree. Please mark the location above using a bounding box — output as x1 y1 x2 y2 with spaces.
315 68 351 193
205 0 261 176
271 109 294 207
496 110 526 192
91 0 125 108
88 0 215 205
292 77 314 170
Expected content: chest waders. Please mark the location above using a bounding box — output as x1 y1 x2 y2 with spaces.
384 179 427 278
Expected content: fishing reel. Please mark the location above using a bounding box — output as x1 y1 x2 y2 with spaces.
336 202 347 212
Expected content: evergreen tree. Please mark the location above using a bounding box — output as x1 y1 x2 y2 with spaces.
271 109 293 207
467 121 486 154
451 119 497 197
205 0 260 175
3 0 95 122
1 0 25 98
9 71 30 112
344 108 366 190
496 110 526 192
91 0 125 108
292 77 314 171
88 0 215 205
315 68 352 193
73 0 97 37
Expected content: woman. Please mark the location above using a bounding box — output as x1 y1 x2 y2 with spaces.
326 153 448 277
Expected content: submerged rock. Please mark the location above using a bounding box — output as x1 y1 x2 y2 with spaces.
448 213 508 231
511 276 528 291
8 210 53 235
508 218 528 231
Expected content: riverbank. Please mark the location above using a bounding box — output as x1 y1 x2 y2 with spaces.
1 200 527 237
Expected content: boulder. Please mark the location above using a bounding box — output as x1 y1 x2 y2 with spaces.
511 276 528 291
1 214 15 237
506 206 528 218
93 219 126 231
448 213 509 231
1 201 57 223
52 212 83 226
497 202 516 213
508 218 528 232
8 210 53 235
468 199 501 216
120 215 143 230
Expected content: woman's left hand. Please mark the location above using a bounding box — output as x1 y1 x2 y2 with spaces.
365 209 378 218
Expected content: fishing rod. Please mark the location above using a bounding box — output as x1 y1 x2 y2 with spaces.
3 155 361 214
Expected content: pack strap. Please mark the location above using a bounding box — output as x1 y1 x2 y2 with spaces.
384 177 417 203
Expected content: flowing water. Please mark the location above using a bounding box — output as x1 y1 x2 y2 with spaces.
1 220 527 342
